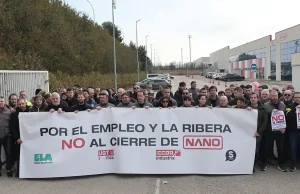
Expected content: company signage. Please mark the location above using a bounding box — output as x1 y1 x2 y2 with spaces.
19 108 257 178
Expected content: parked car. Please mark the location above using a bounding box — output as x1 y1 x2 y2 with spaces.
223 73 245 81
205 72 216 78
215 73 227 80
135 78 170 90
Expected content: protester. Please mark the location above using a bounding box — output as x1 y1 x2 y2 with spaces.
206 86 220 107
69 92 93 112
260 90 287 172
10 98 30 177
0 97 13 177
132 90 153 108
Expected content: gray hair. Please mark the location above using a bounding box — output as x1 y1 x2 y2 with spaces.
51 92 60 98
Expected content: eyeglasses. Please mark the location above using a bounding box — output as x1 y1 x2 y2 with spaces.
134 87 139 89
183 93 189 95
162 101 169 103
284 94 291 96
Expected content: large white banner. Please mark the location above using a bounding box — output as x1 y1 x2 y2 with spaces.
19 108 257 178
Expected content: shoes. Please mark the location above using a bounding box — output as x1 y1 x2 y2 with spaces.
290 167 297 172
7 171 13 178
260 163 267 171
278 165 287 172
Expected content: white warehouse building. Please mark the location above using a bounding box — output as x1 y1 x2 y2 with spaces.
207 24 300 83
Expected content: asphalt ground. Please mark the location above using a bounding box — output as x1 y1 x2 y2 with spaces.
0 76 295 194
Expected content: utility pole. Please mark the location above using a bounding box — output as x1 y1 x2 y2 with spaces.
181 48 183 68
112 0 117 90
154 49 156 67
145 35 149 74
188 35 192 77
136 19 140 81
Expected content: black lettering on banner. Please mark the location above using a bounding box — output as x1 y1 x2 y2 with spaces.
161 138 178 146
135 124 145 132
72 126 87 136
126 124 135 132
110 137 156 146
40 127 68 136
182 124 232 133
91 125 99 133
149 124 158 132
162 124 178 132
90 138 106 147
100 124 113 133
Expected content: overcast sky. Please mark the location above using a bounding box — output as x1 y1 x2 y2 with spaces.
67 0 300 65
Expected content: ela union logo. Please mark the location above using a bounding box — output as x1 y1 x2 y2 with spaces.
34 154 53 164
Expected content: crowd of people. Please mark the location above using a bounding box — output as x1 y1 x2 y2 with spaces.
0 80 299 178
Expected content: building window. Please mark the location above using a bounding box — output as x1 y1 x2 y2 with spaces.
270 45 276 80
280 39 300 81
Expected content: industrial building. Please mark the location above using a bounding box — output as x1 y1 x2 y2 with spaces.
205 24 300 87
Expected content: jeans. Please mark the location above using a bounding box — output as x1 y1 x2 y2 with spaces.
288 132 300 167
0 136 13 171
260 132 286 165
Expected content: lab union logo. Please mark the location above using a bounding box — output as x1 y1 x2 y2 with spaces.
34 154 53 164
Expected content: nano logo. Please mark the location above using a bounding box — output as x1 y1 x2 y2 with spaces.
183 136 223 150
34 154 53 164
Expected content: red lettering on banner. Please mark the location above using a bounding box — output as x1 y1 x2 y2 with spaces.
272 115 284 122
62 138 86 150
156 150 181 156
183 136 223 150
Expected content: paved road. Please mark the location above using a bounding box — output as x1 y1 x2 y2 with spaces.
0 76 296 194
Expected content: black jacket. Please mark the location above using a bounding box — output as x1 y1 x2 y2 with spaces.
10 107 30 141
45 101 69 112
286 102 300 133
249 102 268 135
69 102 93 112
65 97 77 108
206 96 220 107
174 90 184 103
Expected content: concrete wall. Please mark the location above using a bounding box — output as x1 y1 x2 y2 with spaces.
209 46 230 70
274 24 300 81
292 53 300 91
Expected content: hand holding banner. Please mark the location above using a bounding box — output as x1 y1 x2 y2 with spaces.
296 108 300 129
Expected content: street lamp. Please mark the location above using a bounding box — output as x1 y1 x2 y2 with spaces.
188 35 192 77
112 0 117 90
136 19 141 81
86 0 95 22
145 35 149 74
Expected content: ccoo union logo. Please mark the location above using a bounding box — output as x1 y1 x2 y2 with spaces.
34 154 53 164
156 150 181 160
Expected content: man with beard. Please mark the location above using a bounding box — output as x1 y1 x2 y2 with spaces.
216 96 230 108
6 94 18 110
70 92 93 112
260 90 286 172
174 82 186 103
9 98 30 177
45 92 69 113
